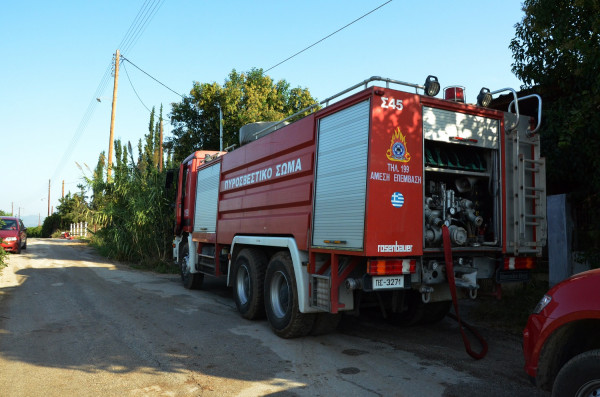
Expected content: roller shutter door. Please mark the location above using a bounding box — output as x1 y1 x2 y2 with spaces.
312 100 370 250
193 162 221 233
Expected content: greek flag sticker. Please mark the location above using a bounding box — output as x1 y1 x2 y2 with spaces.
391 192 404 208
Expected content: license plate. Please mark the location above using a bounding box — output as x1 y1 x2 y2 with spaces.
372 275 405 290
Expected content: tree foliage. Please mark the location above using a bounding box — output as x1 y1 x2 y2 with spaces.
41 192 90 237
167 68 318 163
79 69 316 271
510 0 600 194
510 0 600 259
87 107 173 269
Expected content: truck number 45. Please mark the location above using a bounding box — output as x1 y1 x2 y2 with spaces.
380 97 403 111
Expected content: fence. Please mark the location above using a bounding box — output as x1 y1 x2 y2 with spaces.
69 222 88 238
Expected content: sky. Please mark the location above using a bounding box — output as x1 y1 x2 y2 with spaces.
0 0 526 226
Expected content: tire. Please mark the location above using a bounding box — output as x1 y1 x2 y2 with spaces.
180 243 204 289
421 301 452 324
15 239 21 254
264 251 315 338
310 313 342 336
387 291 425 326
232 248 268 320
552 349 600 397
22 239 27 250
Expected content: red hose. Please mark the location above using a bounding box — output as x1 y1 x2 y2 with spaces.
442 225 488 360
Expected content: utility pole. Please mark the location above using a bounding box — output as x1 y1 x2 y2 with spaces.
219 106 224 151
107 49 120 181
48 179 51 216
11 202 13 216
62 180 65 199
159 118 164 172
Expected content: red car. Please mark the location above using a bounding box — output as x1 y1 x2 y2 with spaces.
0 216 27 254
523 268 600 396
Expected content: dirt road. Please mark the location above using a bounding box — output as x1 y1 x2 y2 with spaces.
0 239 548 396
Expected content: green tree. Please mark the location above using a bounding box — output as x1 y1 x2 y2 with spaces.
167 68 318 163
510 0 600 260
510 0 600 194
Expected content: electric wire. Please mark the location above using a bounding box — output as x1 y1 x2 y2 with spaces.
50 0 165 187
118 0 154 52
121 55 184 98
121 59 173 124
122 61 152 113
122 0 166 54
51 0 390 192
264 0 393 72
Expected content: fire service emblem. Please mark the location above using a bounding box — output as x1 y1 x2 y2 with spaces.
386 127 411 162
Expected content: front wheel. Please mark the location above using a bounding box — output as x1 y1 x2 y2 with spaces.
552 349 600 397
264 251 315 338
180 243 203 289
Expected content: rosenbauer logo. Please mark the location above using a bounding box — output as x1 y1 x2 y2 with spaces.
377 242 413 253
222 158 302 191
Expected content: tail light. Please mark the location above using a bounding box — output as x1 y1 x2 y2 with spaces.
504 256 535 270
368 259 416 275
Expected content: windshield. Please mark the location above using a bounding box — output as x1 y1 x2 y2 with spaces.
1 219 17 230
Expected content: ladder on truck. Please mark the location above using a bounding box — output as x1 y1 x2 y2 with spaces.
508 96 547 256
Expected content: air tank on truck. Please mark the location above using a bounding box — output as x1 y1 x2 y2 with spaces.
170 75 546 338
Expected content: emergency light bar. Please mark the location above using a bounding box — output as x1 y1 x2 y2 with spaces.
444 86 465 103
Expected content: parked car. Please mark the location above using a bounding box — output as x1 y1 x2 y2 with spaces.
523 268 600 397
0 216 27 254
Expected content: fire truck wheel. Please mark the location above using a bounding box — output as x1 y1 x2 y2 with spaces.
232 248 268 320
264 252 315 338
310 313 342 336
421 301 452 324
180 243 204 290
387 291 425 326
179 244 204 289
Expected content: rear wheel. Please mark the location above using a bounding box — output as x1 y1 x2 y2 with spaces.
264 252 315 338
421 301 452 324
232 248 267 320
180 243 204 289
387 291 425 326
552 349 600 397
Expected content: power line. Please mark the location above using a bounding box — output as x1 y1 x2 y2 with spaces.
122 59 174 123
265 0 393 72
122 0 166 54
122 61 152 113
121 55 184 98
50 0 166 185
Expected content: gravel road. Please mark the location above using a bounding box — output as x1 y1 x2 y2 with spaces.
0 239 549 396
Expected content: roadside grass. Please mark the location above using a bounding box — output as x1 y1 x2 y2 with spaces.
88 235 177 274
470 275 549 334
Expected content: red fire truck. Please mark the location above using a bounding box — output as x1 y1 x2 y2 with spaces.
171 76 546 338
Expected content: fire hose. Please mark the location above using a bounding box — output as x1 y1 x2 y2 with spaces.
442 225 488 360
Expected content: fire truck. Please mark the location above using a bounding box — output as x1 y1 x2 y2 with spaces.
171 76 546 338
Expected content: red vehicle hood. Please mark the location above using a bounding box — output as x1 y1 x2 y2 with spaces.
0 230 18 239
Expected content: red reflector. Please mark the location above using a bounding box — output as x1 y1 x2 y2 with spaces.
444 86 465 103
368 259 416 275
504 257 535 270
